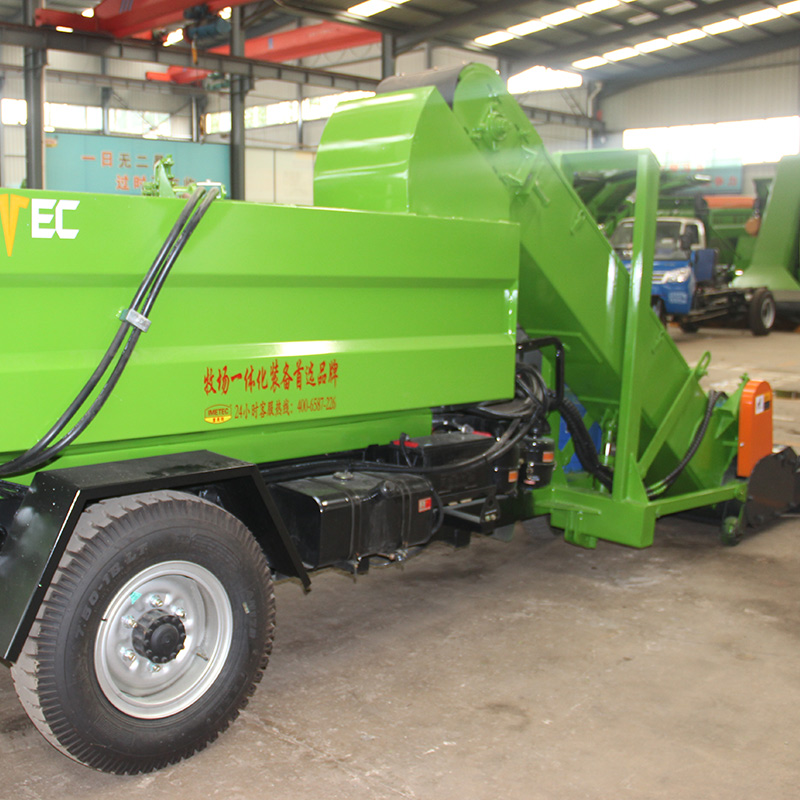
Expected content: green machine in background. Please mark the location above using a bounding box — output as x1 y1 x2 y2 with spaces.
0 63 797 775
734 155 800 322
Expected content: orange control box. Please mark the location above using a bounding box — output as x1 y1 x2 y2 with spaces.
737 379 773 477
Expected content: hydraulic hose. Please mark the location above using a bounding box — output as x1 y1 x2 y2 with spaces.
645 390 721 499
356 417 528 477
553 389 720 498
0 187 217 478
0 188 207 478
556 396 613 491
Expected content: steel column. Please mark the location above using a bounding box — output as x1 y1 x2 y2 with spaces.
381 34 395 80
100 85 111 136
0 73 5 186
229 6 246 200
23 0 44 190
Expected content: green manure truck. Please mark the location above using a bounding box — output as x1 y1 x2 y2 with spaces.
0 64 798 774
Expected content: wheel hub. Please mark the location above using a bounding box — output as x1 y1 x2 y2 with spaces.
95 560 234 719
132 610 187 664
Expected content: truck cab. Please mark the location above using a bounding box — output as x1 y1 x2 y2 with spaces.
610 216 716 321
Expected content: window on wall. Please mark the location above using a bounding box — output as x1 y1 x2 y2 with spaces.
45 103 103 131
204 90 375 133
109 109 172 137
623 116 800 167
507 66 583 94
205 110 231 134
1 98 28 126
0 99 184 139
265 100 300 126
300 91 374 121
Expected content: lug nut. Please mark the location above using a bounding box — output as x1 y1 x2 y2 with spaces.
121 648 136 664
122 616 137 629
172 607 186 619
148 594 164 608
147 663 162 673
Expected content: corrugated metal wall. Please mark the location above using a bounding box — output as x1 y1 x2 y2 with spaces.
602 47 800 130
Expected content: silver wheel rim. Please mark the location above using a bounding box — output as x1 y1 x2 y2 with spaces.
94 561 233 719
761 297 776 328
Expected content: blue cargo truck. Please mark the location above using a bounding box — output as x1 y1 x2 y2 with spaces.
611 216 775 335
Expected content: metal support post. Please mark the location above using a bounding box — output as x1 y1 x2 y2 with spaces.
497 58 513 83
424 42 433 71
612 149 659 504
101 86 111 136
0 73 5 186
297 85 303 147
381 34 395 80
229 5 246 199
23 0 44 189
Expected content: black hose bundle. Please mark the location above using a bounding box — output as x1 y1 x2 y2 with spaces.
552 387 721 498
0 186 219 478
556 396 613 491
645 390 721 499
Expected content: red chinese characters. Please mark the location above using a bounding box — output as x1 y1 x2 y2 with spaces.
205 358 340 396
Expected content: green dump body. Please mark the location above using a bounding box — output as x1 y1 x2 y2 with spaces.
734 155 800 318
0 193 518 477
0 63 745 550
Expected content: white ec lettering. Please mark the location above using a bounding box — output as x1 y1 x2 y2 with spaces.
55 200 80 239
31 198 80 240
31 199 56 239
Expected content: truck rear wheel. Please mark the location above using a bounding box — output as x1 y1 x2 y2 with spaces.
11 490 275 774
748 288 776 336
651 297 667 327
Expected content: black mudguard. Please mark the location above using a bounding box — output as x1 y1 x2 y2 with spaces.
0 450 309 664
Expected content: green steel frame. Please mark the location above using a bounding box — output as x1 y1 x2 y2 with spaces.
316 66 745 549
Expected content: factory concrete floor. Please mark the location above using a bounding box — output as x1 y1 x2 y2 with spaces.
1 328 799 800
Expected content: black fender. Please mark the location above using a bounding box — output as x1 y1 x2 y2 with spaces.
0 450 309 664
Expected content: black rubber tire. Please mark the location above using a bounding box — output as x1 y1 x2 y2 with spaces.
651 297 667 327
11 490 275 774
679 321 700 333
748 288 776 336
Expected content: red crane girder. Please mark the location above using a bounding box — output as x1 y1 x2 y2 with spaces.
145 22 380 85
37 0 251 39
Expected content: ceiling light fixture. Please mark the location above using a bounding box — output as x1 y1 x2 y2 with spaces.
347 0 392 17
702 18 743 34
572 55 609 69
508 19 547 35
163 28 185 46
474 30 515 45
541 8 583 25
603 46 640 60
667 28 706 43
738 7 781 24
635 37 672 52
576 0 620 14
